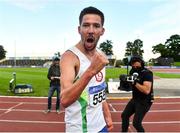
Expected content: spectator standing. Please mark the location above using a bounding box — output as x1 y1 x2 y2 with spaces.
44 56 61 114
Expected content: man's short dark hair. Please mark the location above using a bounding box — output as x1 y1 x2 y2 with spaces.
79 6 104 26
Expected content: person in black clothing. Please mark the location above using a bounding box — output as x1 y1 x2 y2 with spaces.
121 56 154 132
44 56 61 114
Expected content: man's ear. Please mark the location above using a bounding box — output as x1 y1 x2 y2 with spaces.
100 27 105 36
78 26 81 34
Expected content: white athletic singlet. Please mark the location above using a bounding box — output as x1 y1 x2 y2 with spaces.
65 46 107 133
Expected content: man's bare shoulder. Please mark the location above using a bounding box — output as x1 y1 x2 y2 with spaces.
61 50 79 65
61 50 76 60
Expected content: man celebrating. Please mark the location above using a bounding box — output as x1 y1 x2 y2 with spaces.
60 6 113 132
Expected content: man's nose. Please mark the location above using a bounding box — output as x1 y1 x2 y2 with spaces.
88 25 95 33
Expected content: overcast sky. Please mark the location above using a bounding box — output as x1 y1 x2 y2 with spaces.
0 0 180 61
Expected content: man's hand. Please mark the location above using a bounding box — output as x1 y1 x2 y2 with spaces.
103 101 114 132
106 117 114 131
88 52 109 75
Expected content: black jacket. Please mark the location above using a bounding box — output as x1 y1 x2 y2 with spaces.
47 64 60 86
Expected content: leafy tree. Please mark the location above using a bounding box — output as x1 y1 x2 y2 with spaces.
124 41 133 57
122 57 128 66
152 43 168 57
125 39 144 57
99 40 113 56
0 45 6 60
152 34 180 61
133 39 144 56
123 39 144 65
165 34 180 61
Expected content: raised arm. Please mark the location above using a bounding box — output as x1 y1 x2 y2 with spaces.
60 50 109 108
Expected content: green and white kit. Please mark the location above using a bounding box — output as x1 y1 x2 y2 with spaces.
65 46 107 132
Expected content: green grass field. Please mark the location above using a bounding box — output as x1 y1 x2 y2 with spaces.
0 67 49 97
174 62 180 66
0 67 179 97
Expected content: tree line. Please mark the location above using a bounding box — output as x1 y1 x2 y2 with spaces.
0 45 6 60
0 34 179 63
99 34 180 64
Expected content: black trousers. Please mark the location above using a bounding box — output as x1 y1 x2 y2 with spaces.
121 98 152 132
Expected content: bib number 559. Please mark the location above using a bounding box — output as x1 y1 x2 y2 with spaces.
93 90 106 106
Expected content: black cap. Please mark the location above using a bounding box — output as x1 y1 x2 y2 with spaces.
53 56 60 61
130 56 145 67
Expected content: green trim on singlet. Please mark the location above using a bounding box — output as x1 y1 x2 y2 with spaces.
78 90 88 133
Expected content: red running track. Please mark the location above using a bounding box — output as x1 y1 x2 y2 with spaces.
0 96 180 132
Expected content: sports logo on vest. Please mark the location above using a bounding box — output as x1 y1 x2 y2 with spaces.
95 71 103 82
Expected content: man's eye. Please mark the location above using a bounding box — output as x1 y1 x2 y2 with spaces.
82 24 89 27
95 24 100 28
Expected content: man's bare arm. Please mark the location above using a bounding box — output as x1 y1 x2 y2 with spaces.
60 51 109 108
135 81 152 95
102 101 113 131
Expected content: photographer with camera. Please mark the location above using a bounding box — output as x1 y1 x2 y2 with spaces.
121 56 154 132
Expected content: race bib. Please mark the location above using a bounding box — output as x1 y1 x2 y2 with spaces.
89 82 107 107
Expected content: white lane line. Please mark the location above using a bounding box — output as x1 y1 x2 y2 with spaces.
4 102 23 114
110 110 180 113
113 121 180 124
0 109 65 113
0 109 179 113
128 126 135 132
110 102 180 105
0 119 64 124
0 101 46 104
1 101 180 105
153 102 180 105
150 110 180 113
1 120 178 125
109 103 116 112
0 96 47 98
0 103 23 117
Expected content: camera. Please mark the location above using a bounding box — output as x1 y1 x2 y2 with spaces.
121 73 138 82
118 73 138 91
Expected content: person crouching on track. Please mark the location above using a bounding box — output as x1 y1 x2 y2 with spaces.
121 56 154 132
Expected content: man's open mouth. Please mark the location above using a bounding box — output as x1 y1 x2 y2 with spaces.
86 37 94 43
